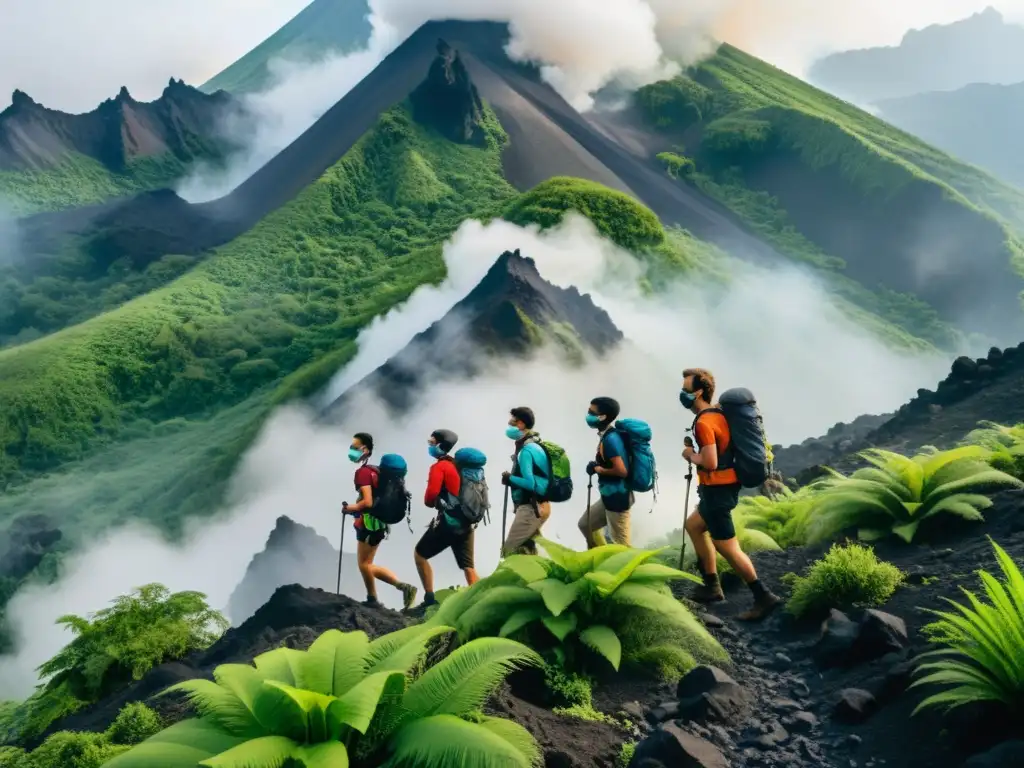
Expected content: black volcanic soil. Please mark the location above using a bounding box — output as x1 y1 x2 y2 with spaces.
0 80 237 172
323 248 623 418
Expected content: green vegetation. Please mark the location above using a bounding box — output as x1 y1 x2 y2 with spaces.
0 152 225 217
504 176 665 252
734 485 817 548
962 421 1024 479
1 585 224 745
783 543 906 619
911 538 1024 715
634 43 1024 348
106 625 542 767
428 539 726 680
650 518 781 575
807 447 1023 544
0 103 514 493
656 152 695 179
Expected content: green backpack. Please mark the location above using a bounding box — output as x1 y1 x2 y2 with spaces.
535 439 573 503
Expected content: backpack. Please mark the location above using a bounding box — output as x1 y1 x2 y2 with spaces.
442 448 491 529
693 387 773 489
529 438 573 503
368 454 412 525
612 419 656 493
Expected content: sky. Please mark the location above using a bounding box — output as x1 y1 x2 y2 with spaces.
1 0 1023 113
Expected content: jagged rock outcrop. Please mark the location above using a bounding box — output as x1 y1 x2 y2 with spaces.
0 79 240 171
409 39 487 145
324 249 623 417
0 514 62 581
224 516 363 625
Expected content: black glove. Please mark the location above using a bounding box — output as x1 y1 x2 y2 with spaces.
586 461 598 476
501 471 512 486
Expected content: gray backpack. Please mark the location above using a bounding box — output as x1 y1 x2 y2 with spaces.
441 448 490 530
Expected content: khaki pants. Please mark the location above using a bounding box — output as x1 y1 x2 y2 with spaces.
578 496 632 548
503 501 551 556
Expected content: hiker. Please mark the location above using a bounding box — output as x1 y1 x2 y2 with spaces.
413 429 480 608
501 407 551 555
341 433 418 610
680 368 782 621
579 397 633 547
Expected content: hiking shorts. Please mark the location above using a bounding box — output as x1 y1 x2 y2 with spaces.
696 483 741 541
415 518 475 570
355 525 386 547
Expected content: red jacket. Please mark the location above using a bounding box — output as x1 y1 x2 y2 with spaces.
425 457 460 508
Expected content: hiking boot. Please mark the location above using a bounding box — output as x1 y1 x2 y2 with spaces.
362 596 383 609
397 582 418 610
689 575 725 603
420 593 438 609
738 591 782 621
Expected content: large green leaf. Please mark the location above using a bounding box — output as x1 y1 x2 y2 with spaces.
327 671 405 735
303 629 370 696
454 586 543 639
401 638 542 719
529 578 583 616
252 648 304 686
292 742 350 768
578 625 622 670
476 715 543 766
499 555 552 583
199 735 297 767
541 612 578 641
364 624 454 677
164 679 262 738
586 548 661 596
385 714 538 767
499 606 550 638
628 562 700 586
104 719 245 768
249 681 309 742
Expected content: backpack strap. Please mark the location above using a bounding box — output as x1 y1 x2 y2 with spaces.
690 407 735 473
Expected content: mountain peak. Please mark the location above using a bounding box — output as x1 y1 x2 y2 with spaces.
324 249 622 418
9 89 36 109
409 39 486 145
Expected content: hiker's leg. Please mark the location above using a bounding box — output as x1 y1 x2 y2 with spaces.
356 539 379 599
606 508 631 546
455 528 478 585
685 505 717 575
503 503 545 556
577 497 607 549
415 524 446 596
359 529 400 587
713 537 757 583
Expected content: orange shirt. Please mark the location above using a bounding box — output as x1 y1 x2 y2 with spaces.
693 410 739 486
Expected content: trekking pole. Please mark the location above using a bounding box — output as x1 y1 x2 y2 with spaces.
678 460 694 571
337 508 347 595
500 485 510 558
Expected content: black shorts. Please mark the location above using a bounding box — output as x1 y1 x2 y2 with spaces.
415 518 475 570
355 525 386 547
696 483 741 541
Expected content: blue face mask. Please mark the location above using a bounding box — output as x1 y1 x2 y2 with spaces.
506 426 525 440
347 447 364 463
679 389 697 408
586 413 602 429
429 445 445 459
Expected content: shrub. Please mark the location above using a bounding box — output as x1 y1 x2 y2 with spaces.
911 537 1024 716
736 485 817 548
503 177 666 252
105 624 542 767
105 703 162 746
635 76 714 131
656 152 695 179
428 539 726 679
37 583 228 702
784 543 906 619
962 421 1024 480
808 447 1022 544
11 731 127 768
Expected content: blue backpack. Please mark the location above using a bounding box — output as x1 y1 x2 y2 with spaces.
613 419 657 494
368 453 411 526
441 448 491 530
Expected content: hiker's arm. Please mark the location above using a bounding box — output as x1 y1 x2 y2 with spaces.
597 455 628 478
689 423 719 470
424 464 443 507
508 448 536 492
348 485 373 513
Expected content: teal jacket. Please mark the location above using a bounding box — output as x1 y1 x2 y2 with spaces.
509 440 550 505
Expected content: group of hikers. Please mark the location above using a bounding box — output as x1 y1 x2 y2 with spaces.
340 367 783 622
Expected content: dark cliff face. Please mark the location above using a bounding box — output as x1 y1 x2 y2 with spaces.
225 515 362 625
324 249 623 418
408 39 487 145
0 79 240 172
